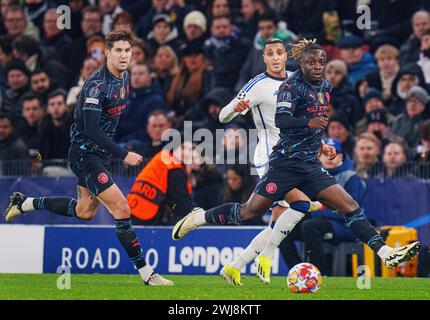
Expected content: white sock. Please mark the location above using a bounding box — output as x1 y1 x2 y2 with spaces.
230 227 272 270
21 197 34 212
194 210 207 226
138 265 154 282
261 208 306 259
377 245 392 259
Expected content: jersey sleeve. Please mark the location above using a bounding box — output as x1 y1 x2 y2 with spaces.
276 81 300 116
81 80 105 112
218 82 262 123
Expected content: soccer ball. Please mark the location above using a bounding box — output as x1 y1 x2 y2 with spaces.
287 263 322 293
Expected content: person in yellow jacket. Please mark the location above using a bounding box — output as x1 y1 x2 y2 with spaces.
128 141 196 225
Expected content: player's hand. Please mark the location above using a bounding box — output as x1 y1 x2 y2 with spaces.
308 117 328 130
124 152 143 166
321 144 337 160
233 100 250 113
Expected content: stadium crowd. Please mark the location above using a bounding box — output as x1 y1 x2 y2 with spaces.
1 0 430 226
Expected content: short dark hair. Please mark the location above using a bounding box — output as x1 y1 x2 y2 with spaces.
5 4 25 17
105 29 137 50
31 68 48 77
211 14 231 25
0 113 13 124
148 109 169 120
47 89 67 103
12 36 40 57
258 12 278 25
82 5 102 20
21 92 42 107
263 38 285 53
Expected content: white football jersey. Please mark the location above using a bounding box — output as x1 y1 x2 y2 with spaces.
219 72 292 176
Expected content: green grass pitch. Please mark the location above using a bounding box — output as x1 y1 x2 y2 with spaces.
1 274 430 300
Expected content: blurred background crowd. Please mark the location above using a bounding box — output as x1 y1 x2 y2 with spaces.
1 0 430 226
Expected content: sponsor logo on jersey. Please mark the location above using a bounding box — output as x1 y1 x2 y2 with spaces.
306 105 328 116
317 92 325 104
107 104 126 117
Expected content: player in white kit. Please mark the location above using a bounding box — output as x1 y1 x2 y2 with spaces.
217 39 312 285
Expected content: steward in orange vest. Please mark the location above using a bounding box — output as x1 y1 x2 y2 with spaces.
128 149 194 225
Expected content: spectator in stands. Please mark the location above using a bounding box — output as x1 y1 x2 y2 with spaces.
324 59 360 128
3 4 39 41
111 11 134 33
30 68 52 107
209 0 231 20
189 162 223 209
15 92 43 151
130 39 149 68
116 62 168 148
355 88 395 135
366 45 400 104
177 10 208 56
354 132 382 178
237 0 261 41
417 28 430 86
392 85 430 149
0 112 29 174
280 138 365 275
204 15 251 92
136 0 192 40
224 164 261 225
146 14 182 58
99 0 123 35
141 110 173 162
327 116 354 157
235 11 296 92
0 0 20 35
64 0 86 40
128 140 195 226
283 0 325 39
389 63 427 115
338 35 377 88
365 109 398 148
0 35 13 88
2 59 30 117
39 90 72 160
185 87 236 132
166 44 212 121
399 10 430 66
86 34 106 66
69 6 103 77
12 36 70 89
24 0 48 32
374 140 412 178
40 8 74 66
66 57 99 108
414 119 430 178
153 45 179 94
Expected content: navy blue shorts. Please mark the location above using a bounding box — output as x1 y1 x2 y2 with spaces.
68 147 114 196
254 160 337 201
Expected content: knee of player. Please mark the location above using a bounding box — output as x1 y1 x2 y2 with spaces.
76 209 96 221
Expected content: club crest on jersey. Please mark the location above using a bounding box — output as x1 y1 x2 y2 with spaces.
317 92 325 104
88 86 100 98
120 87 125 99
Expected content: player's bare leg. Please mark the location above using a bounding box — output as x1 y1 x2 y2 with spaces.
97 183 173 286
316 184 420 269
3 186 99 222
